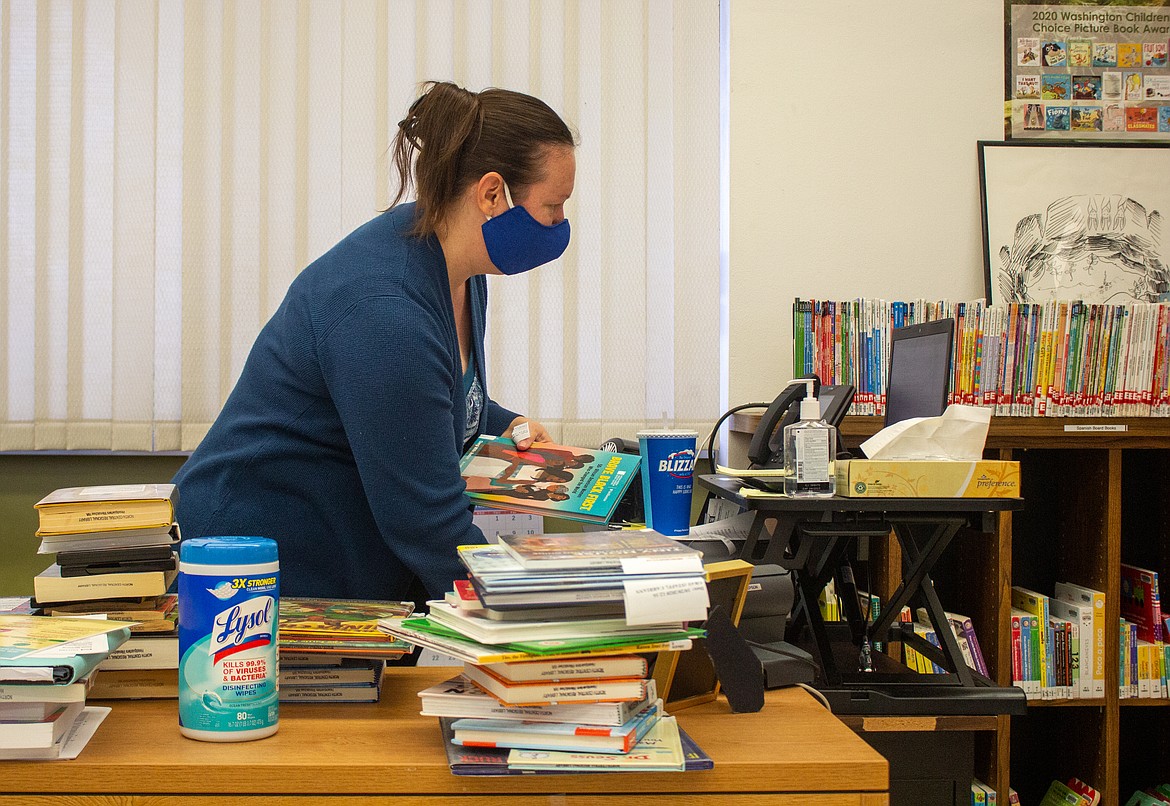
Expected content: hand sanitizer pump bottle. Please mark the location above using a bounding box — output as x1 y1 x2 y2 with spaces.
783 379 837 498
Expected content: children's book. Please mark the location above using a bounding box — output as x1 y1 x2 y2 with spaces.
1050 597 1093 699
425 601 685 646
506 715 686 771
479 654 649 683
1067 778 1100 806
380 615 698 665
497 530 702 572
450 700 661 754
460 436 640 525
1054 582 1106 697
458 545 689 592
278 598 415 640
0 615 133 684
461 662 651 706
420 674 657 726
438 714 713 775
1039 779 1091 805
1120 563 1163 644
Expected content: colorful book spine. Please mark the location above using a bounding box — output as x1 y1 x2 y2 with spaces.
790 299 1170 418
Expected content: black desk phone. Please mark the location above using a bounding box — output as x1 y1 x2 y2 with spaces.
747 375 855 470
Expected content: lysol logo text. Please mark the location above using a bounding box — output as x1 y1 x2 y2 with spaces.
210 596 274 664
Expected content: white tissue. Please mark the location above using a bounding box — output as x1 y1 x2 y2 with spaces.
860 404 992 461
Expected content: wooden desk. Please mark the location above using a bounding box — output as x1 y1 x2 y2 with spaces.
2 667 888 805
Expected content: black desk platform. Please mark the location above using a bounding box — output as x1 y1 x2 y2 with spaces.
698 474 1027 716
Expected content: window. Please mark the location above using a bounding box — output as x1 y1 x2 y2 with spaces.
0 0 720 451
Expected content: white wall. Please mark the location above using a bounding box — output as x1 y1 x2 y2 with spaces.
728 1 1006 407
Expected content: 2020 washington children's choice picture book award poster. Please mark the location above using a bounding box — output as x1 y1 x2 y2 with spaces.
459 437 640 525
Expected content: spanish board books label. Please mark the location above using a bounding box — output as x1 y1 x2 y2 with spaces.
178 536 279 742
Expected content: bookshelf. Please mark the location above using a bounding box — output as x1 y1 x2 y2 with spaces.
730 414 1170 805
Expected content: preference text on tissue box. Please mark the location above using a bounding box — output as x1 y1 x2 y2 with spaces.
835 460 1020 498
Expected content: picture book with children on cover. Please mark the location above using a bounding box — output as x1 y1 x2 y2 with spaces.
459 436 640 524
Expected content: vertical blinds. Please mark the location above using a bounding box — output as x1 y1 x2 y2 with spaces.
0 0 720 451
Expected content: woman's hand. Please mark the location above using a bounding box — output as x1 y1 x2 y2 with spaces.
505 417 551 450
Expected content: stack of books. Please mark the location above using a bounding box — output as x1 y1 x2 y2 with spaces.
380 531 715 774
0 615 132 759
31 484 182 699
1009 576 1169 702
276 598 414 703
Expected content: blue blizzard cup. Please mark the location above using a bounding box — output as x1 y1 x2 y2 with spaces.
637 429 699 536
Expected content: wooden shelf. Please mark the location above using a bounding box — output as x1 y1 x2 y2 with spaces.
737 415 1169 803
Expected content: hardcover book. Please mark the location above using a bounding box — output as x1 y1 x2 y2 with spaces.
497 530 702 572
458 544 672 588
86 667 178 700
380 616 698 665
425 601 685 646
0 702 85 749
101 634 179 671
34 484 178 536
37 523 180 555
278 596 416 645
58 554 177 578
462 662 651 706
480 655 649 683
0 674 95 714
460 436 640 525
0 705 110 760
44 594 177 620
1054 582 1106 697
438 714 713 775
55 544 177 568
450 700 661 754
457 578 626 616
33 562 178 605
277 681 383 703
506 715 686 771
278 658 385 686
276 638 409 659
420 674 658 726
1120 563 1164 645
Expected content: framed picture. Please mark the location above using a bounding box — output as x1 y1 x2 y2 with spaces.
650 559 754 712
978 140 1170 306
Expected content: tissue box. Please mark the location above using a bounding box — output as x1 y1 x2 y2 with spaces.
835 459 1020 498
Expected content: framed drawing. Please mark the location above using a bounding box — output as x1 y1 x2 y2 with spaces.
651 559 754 712
978 140 1170 305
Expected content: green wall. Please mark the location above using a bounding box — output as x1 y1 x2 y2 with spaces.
0 455 188 596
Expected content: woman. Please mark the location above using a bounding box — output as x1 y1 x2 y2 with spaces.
173 81 575 601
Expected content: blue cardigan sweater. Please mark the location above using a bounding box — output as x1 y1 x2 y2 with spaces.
173 204 518 600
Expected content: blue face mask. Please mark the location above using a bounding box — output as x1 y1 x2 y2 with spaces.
482 182 571 276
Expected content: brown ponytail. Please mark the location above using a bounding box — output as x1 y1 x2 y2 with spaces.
390 81 575 237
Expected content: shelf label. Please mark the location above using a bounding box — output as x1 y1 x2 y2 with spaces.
1062 424 1128 433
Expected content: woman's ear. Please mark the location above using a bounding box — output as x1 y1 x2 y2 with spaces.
476 172 506 217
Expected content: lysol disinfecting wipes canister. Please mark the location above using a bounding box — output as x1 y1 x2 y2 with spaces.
178 536 279 741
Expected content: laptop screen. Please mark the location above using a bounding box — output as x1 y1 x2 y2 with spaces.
884 318 954 426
